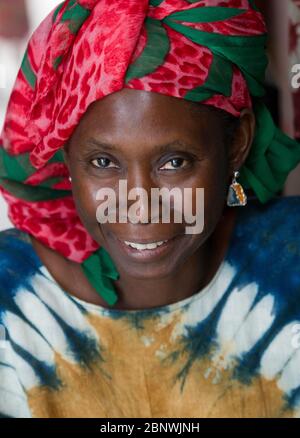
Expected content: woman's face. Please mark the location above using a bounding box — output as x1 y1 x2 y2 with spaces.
64 88 250 279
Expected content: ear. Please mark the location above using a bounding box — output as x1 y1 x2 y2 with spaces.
62 142 70 172
227 108 256 178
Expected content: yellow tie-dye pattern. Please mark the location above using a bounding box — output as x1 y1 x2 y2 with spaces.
26 311 294 418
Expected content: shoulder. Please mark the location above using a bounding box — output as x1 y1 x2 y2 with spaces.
227 195 300 303
0 228 43 298
233 195 300 240
220 197 300 413
229 195 300 269
0 228 40 417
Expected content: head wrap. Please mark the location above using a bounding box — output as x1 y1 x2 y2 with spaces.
1 0 300 306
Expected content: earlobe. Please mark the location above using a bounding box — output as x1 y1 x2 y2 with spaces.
62 148 72 182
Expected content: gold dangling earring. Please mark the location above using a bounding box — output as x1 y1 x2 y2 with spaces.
227 170 247 207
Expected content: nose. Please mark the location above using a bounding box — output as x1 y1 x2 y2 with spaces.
120 163 155 224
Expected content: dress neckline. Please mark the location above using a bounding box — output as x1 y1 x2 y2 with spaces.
57 255 228 316
22 241 230 318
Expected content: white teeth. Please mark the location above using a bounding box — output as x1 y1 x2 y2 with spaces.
124 240 168 250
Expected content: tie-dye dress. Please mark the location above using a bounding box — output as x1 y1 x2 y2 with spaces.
0 196 300 418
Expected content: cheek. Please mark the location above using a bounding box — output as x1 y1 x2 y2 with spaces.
188 163 227 234
189 160 227 197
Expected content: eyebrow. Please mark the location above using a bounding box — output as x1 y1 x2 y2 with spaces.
85 138 201 154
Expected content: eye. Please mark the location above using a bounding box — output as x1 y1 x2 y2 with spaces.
91 157 119 169
159 157 189 171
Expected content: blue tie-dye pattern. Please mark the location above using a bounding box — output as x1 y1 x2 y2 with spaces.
226 197 300 409
163 197 300 408
0 229 103 388
0 196 299 416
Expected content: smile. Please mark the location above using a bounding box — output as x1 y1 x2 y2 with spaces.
115 235 182 262
123 240 169 250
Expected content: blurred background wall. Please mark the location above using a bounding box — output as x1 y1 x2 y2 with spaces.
257 0 300 196
0 0 299 232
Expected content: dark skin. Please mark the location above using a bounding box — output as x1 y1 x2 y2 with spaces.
30 89 255 311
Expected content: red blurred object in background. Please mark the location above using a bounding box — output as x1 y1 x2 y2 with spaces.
0 0 29 39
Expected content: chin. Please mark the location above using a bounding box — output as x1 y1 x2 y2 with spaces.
116 259 178 280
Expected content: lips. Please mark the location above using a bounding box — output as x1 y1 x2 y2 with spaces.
123 240 168 250
115 234 181 262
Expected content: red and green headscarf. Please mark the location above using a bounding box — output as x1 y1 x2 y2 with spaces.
1 0 300 306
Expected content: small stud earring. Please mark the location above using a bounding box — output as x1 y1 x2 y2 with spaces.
68 176 72 182
227 170 247 207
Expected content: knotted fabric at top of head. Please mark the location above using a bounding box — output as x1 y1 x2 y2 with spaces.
1 0 300 306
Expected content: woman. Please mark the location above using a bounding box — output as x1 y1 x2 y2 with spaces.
0 0 300 418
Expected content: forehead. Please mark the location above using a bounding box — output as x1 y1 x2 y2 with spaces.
68 88 223 155
77 89 218 132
